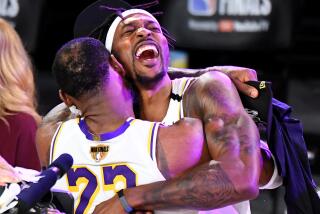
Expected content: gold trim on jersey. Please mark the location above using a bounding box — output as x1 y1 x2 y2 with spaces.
50 122 66 164
178 78 188 120
148 123 157 160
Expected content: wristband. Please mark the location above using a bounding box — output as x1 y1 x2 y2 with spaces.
117 189 134 213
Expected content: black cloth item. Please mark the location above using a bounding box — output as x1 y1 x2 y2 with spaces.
73 0 132 39
270 99 320 214
240 81 320 214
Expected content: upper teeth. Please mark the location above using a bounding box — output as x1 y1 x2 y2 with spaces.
136 45 158 57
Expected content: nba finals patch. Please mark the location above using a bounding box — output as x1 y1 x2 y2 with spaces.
90 145 109 162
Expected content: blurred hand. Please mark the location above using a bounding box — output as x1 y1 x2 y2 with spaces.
93 194 154 214
45 208 66 214
0 156 21 186
206 66 259 98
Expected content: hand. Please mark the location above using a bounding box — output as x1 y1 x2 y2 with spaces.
206 66 259 98
0 156 21 186
45 208 66 214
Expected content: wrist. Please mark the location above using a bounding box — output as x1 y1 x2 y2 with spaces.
117 189 134 213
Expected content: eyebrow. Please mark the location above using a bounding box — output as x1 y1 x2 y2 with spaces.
121 19 159 29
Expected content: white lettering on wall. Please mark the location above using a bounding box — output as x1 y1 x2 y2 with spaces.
219 0 271 16
0 0 19 17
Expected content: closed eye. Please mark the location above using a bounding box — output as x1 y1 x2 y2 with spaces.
122 25 136 36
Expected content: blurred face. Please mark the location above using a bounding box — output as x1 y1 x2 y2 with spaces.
112 13 170 88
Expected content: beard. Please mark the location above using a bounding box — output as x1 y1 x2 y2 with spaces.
135 68 166 89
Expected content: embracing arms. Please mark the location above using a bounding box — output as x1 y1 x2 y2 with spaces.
93 72 261 213
168 65 259 98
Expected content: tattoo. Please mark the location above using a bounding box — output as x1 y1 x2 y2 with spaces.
143 162 236 209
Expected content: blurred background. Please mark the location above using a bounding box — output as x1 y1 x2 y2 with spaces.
1 0 319 213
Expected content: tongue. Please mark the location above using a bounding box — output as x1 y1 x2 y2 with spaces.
138 50 156 60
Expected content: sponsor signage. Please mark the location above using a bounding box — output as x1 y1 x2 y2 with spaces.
162 0 292 50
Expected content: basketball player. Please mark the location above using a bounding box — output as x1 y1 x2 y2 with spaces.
69 1 281 213
36 37 261 214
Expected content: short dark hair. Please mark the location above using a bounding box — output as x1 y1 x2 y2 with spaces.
52 37 110 99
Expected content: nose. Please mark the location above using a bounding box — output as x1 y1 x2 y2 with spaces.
136 27 151 38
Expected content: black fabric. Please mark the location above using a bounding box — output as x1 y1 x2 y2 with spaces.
170 92 182 102
239 81 272 141
270 99 320 214
73 0 132 39
240 81 320 214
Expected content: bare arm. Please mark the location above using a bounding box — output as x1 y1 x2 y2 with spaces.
36 103 77 167
127 72 261 210
93 73 261 213
168 66 259 98
184 72 261 192
35 121 59 167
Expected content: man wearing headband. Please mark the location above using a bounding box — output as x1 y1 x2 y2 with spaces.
68 1 280 214
37 37 260 214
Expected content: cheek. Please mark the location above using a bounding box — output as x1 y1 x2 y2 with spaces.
115 43 134 64
160 40 170 66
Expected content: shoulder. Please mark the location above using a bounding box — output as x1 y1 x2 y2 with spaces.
6 112 37 125
189 71 234 92
4 112 37 133
156 118 208 178
36 120 61 167
158 118 203 144
183 72 242 119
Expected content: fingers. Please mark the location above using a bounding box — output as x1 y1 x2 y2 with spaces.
241 68 258 81
0 156 21 184
233 79 259 98
0 155 14 171
0 169 20 184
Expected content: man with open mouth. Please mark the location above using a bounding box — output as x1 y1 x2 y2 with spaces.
68 1 281 213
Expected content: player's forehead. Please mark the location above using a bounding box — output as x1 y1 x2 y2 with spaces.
121 13 159 27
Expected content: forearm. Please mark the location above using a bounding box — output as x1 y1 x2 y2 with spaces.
202 112 261 198
168 67 207 79
125 160 249 211
42 103 73 125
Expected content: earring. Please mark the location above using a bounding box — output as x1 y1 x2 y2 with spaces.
69 105 82 116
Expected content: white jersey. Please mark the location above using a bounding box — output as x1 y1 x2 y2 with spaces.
161 77 282 214
162 77 194 125
50 117 165 214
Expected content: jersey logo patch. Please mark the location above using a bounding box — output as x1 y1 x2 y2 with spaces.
90 145 109 162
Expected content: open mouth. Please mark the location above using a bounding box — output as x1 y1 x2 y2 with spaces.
135 44 159 61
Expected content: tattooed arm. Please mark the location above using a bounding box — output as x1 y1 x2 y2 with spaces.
168 66 259 98
93 72 261 213
128 72 260 210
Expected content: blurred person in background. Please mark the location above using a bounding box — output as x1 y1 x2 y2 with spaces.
0 18 41 171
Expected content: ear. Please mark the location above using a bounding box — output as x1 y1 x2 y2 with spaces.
110 54 125 77
59 90 74 107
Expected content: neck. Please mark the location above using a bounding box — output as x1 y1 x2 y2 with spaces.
79 93 134 135
137 74 172 122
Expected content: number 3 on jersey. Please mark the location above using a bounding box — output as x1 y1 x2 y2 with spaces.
67 164 136 214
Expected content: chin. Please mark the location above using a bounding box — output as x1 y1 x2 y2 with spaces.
136 69 166 88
